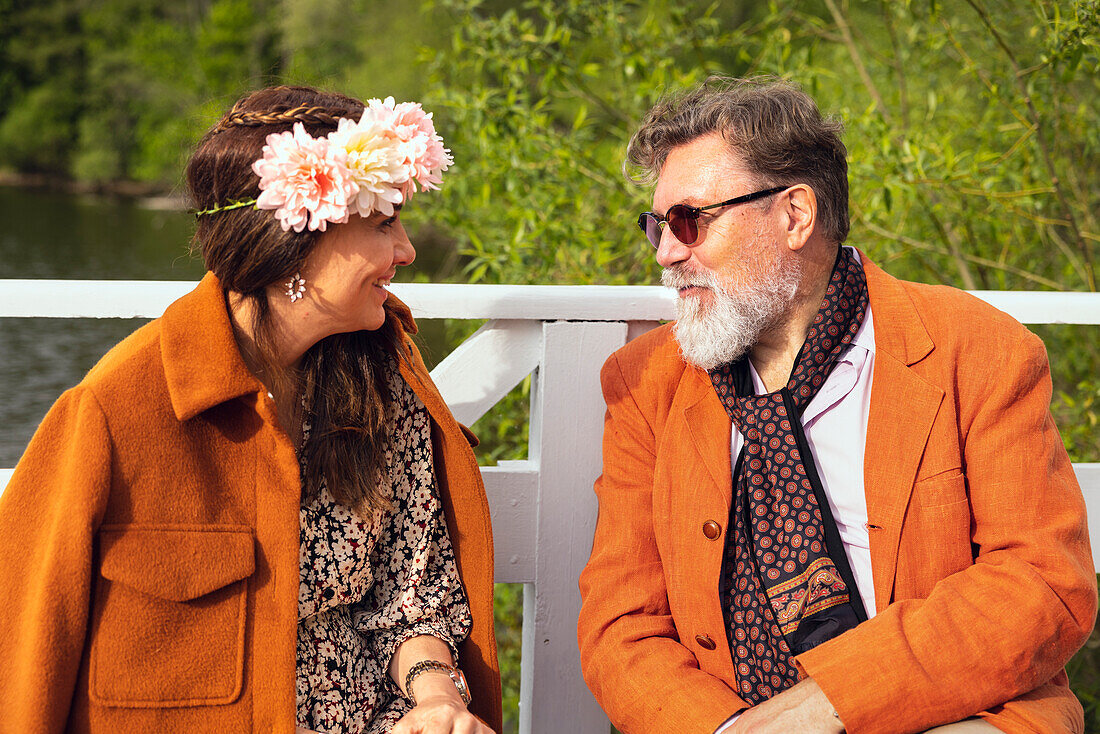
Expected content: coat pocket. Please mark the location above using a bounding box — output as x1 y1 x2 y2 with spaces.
89 524 254 707
913 467 967 508
896 472 974 596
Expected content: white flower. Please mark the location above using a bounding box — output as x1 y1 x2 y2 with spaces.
326 113 407 218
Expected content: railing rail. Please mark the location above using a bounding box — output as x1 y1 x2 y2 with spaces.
3 280 1099 734
4 278 1100 323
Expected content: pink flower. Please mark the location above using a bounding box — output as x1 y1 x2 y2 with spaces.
327 113 407 219
363 97 453 195
252 123 357 233
241 101 451 228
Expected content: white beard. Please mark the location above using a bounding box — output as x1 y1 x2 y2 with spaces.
663 247 802 371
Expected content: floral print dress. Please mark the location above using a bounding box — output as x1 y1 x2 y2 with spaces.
295 361 472 734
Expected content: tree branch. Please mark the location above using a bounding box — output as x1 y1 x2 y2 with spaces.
822 0 892 122
862 220 1064 289
963 0 1095 290
881 0 910 128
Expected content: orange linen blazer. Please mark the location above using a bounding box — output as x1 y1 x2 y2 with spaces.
0 273 501 733
578 256 1096 734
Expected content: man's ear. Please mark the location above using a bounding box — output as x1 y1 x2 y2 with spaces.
783 184 817 252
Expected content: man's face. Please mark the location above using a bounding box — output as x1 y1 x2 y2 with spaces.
652 132 803 370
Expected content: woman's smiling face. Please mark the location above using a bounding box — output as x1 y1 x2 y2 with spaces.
296 206 416 334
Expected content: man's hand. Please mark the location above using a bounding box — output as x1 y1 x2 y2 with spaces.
732 677 844 734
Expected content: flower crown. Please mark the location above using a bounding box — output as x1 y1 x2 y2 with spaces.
195 97 453 233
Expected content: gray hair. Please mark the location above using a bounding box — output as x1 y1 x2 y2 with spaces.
626 76 850 244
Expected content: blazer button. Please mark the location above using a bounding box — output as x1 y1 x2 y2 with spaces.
702 520 722 540
695 634 717 650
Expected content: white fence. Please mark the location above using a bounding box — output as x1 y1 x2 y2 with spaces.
2 280 1100 734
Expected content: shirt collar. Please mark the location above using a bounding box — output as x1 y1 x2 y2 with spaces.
842 246 876 362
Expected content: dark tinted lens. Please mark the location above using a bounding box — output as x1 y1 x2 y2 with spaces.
639 213 663 249
665 205 699 245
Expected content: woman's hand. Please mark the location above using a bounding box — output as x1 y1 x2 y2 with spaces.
392 694 492 734
390 636 490 733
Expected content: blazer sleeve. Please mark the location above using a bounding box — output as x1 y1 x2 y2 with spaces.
0 386 112 730
578 353 748 734
795 329 1097 733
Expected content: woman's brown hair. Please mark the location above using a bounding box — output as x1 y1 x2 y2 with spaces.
186 85 405 513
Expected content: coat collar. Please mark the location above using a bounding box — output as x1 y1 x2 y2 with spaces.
160 272 264 421
860 255 934 367
159 272 421 422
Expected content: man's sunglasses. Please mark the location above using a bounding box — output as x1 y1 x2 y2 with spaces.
637 186 788 249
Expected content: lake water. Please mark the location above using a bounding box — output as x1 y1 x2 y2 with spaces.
0 186 453 467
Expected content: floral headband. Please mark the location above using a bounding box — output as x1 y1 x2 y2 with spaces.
195 97 452 233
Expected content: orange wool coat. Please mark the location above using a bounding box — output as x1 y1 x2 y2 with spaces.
577 256 1096 734
0 273 501 732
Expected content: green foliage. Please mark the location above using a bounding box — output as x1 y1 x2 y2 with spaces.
0 80 82 173
422 0 754 287
0 0 282 182
493 583 524 732
199 0 275 91
1054 378 1100 461
1035 324 1100 463
278 0 368 84
0 0 84 173
422 0 1098 294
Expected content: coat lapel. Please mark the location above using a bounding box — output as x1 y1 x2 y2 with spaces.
160 272 264 421
677 366 737 678
683 368 734 515
860 257 944 610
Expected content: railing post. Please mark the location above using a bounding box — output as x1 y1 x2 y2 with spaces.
519 320 627 734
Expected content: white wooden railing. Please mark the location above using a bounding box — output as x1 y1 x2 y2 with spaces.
2 280 1099 734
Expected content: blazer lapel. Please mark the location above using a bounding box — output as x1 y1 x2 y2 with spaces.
682 368 734 515
861 256 944 610
676 367 738 678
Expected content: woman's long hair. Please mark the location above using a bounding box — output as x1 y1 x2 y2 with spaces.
186 85 405 513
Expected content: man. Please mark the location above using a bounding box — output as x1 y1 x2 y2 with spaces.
577 77 1096 734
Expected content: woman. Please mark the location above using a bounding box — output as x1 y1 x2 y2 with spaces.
0 86 501 734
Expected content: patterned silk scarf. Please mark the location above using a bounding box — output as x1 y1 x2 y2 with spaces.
709 247 869 704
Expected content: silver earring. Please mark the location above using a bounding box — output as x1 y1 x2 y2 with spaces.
285 272 306 302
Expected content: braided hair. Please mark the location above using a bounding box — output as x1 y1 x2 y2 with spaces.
210 101 344 134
